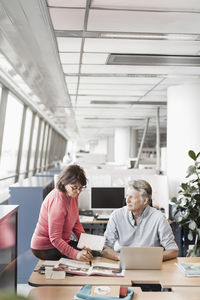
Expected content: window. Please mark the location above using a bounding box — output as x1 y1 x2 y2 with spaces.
36 120 45 171
41 124 49 171
19 108 33 180
0 93 23 186
29 115 39 175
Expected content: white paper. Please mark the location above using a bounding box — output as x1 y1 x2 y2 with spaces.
45 266 65 279
92 261 120 270
45 267 53 279
79 215 94 222
58 257 90 269
51 270 65 279
77 233 105 251
43 260 59 267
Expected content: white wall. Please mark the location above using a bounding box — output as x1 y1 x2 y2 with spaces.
167 84 200 197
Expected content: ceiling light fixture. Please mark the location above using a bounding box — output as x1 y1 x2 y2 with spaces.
100 32 200 41
107 54 200 66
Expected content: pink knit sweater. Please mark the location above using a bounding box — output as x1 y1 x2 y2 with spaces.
31 188 84 259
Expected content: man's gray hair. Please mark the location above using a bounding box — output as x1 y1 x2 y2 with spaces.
128 180 152 205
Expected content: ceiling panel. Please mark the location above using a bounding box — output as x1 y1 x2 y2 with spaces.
142 95 167 101
88 10 200 34
80 64 200 75
75 95 141 101
49 8 84 30
47 0 87 8
67 84 78 94
65 76 79 83
79 76 161 84
57 37 82 52
84 39 200 55
91 0 200 10
60 53 80 63
74 89 146 96
82 53 109 64
78 84 154 90
62 64 80 73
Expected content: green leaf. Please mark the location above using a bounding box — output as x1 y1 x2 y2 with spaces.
181 183 188 190
188 232 194 241
188 150 197 161
196 152 200 159
186 165 196 178
171 197 177 203
194 194 200 201
189 221 196 230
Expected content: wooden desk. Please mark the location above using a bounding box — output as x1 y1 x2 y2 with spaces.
28 258 132 287
28 257 200 288
128 257 200 288
29 287 141 300
29 286 200 300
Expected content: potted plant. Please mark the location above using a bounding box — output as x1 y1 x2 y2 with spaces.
171 150 200 256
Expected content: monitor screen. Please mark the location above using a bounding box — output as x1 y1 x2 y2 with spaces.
91 187 125 210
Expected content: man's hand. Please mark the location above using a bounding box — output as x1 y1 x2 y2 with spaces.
101 247 120 261
76 248 93 261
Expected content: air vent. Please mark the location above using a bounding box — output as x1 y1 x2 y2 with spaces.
107 54 200 66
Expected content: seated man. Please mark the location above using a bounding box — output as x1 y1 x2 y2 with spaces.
102 180 178 261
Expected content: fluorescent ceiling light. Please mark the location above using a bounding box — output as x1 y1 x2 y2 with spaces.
100 32 200 41
100 33 165 39
56 31 200 41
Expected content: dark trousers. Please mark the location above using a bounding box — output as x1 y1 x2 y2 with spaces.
31 240 78 260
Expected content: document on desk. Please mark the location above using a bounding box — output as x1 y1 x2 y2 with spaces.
77 233 105 251
45 267 65 279
55 258 124 277
176 262 200 276
43 260 59 267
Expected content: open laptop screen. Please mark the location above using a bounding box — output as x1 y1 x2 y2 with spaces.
120 246 163 270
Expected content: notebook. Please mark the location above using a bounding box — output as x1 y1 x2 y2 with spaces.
120 246 163 270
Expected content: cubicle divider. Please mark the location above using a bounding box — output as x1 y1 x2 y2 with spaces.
8 176 53 283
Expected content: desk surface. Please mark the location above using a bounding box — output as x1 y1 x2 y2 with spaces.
128 257 200 288
29 286 200 300
28 257 200 288
28 258 131 287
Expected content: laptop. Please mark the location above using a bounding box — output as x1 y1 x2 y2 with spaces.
120 246 163 270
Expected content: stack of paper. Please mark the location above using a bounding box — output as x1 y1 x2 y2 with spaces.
176 262 200 276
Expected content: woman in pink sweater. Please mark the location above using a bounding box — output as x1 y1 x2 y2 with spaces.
31 165 93 261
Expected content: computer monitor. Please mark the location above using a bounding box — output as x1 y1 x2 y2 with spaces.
91 187 125 210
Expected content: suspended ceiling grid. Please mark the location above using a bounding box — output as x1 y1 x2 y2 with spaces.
47 0 200 147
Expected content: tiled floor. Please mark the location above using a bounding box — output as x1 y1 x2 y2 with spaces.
17 284 34 298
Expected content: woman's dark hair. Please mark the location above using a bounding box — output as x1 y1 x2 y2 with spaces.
56 164 87 193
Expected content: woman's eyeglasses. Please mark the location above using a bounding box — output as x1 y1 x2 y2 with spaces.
69 185 86 192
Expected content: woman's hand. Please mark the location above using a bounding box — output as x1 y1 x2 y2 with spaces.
76 248 93 261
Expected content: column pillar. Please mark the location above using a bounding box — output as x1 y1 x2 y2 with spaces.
130 129 138 157
167 84 200 197
107 135 114 162
114 128 130 164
